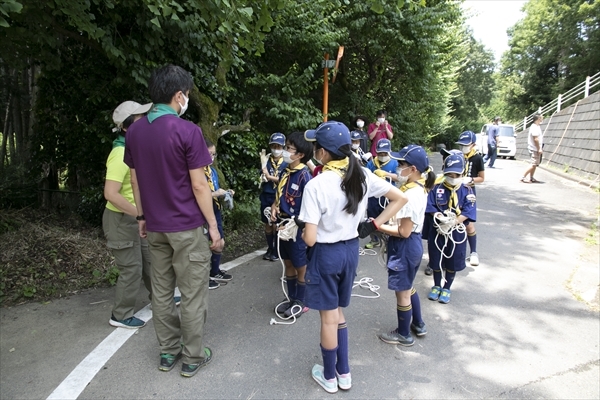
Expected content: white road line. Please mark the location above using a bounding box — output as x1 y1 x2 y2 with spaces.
46 249 263 400
46 306 152 400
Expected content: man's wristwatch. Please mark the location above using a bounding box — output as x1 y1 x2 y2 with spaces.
136 215 145 221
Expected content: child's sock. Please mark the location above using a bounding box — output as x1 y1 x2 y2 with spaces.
410 287 423 325
433 269 442 287
296 280 306 303
397 304 412 336
336 323 349 374
265 233 274 252
443 269 455 289
467 232 477 253
210 253 222 276
320 344 338 380
285 275 297 300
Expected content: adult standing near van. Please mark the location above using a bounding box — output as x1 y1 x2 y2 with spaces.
521 113 544 183
368 110 393 157
125 64 224 378
484 116 501 168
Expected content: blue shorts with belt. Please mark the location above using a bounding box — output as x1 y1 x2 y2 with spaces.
387 233 423 292
304 238 359 310
279 226 307 268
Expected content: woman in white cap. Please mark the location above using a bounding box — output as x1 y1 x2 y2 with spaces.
103 101 155 328
299 121 406 394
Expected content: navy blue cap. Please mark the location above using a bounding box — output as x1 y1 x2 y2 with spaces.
350 130 362 141
269 132 286 146
443 153 465 174
375 139 392 154
456 131 476 145
304 121 351 157
390 144 430 173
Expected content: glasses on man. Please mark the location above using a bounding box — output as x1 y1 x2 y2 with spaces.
284 146 297 153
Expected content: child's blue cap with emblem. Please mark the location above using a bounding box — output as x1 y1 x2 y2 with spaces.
443 153 465 174
269 132 286 146
455 131 476 145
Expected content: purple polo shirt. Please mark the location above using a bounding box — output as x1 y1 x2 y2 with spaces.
124 114 212 232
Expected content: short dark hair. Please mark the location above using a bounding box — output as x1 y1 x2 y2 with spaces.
352 115 368 127
122 115 137 131
287 131 313 164
533 113 543 123
148 64 194 104
376 109 387 117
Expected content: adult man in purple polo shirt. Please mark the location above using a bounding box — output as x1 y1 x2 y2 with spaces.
124 64 223 378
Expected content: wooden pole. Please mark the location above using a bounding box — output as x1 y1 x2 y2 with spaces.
323 53 329 122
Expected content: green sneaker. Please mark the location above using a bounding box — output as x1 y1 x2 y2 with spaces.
181 347 213 378
159 351 182 372
427 286 441 301
438 288 451 304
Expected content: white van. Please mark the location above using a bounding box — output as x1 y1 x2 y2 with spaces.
475 124 517 159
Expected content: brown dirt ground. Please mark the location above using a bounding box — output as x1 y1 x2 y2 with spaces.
0 209 264 307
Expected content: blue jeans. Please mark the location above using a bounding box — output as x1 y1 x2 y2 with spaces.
485 144 497 167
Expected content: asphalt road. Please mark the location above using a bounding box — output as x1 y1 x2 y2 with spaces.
1 156 599 399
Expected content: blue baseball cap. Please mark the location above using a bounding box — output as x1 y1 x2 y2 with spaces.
375 139 392 154
390 144 430 173
456 131 476 145
269 132 286 146
443 153 465 174
304 121 351 157
350 130 362 141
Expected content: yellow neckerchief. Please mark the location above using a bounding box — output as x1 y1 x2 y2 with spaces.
269 155 284 188
441 179 461 216
275 163 306 207
463 147 477 177
400 178 426 193
204 166 220 209
373 157 390 170
322 158 349 178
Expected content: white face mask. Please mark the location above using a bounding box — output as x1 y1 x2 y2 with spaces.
377 117 385 124
178 92 189 116
460 145 472 154
271 149 283 157
351 143 360 150
356 120 364 128
396 166 410 185
445 176 461 187
314 148 324 165
282 150 294 164
378 155 390 163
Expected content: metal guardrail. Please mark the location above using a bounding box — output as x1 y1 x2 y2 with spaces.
515 71 600 132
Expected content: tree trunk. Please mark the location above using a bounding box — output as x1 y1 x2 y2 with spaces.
0 93 11 169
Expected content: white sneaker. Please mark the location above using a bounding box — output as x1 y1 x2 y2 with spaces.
470 252 480 266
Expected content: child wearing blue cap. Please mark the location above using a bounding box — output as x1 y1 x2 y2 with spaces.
365 139 398 249
270 131 313 317
455 131 485 266
299 121 407 393
425 152 476 304
260 133 288 261
377 145 436 346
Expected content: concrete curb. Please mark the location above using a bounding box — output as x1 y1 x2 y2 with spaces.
519 159 600 190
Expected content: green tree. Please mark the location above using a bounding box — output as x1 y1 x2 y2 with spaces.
499 0 600 120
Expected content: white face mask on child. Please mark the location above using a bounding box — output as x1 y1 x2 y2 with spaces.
356 120 364 128
378 155 390 163
377 117 385 124
445 176 461 187
351 143 360 150
271 149 283 157
282 150 294 164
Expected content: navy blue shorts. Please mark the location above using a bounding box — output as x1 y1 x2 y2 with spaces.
387 233 423 292
279 228 307 268
427 229 467 272
304 239 359 310
259 192 275 223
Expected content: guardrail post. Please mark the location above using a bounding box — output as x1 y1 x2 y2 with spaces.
585 76 590 98
523 117 527 130
557 94 562 112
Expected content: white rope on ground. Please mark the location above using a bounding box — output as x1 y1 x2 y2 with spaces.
351 277 381 298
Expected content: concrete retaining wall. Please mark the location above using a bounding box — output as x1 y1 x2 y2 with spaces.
516 91 600 182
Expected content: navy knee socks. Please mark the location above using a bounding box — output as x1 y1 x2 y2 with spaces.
410 287 423 325
467 232 477 253
397 304 412 336
336 323 349 375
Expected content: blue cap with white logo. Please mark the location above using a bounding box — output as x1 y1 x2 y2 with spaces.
455 131 476 145
269 132 286 146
